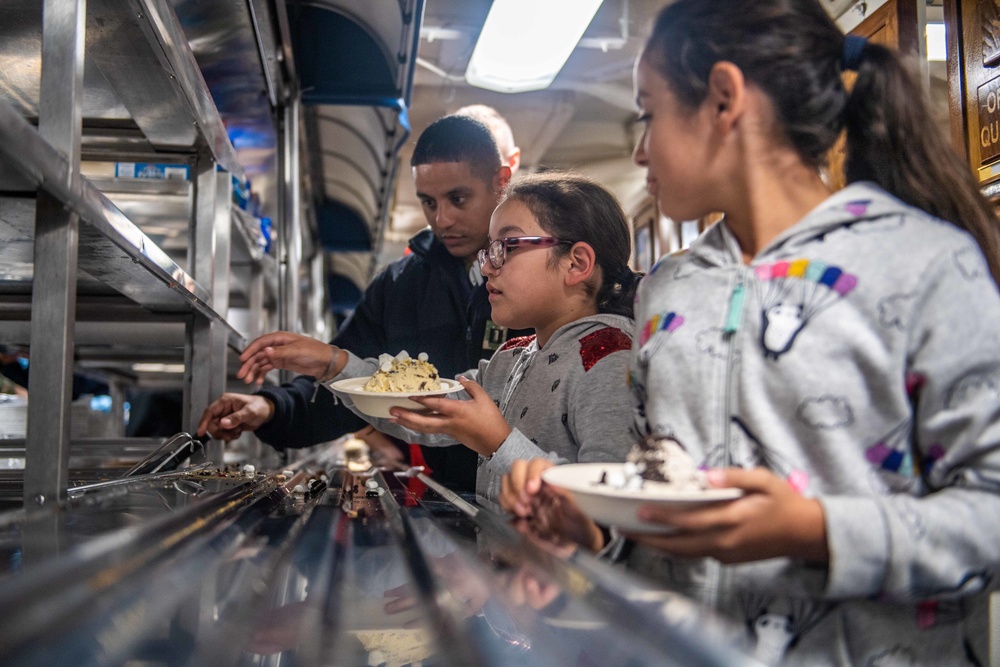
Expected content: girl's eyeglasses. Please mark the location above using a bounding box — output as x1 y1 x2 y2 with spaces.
477 236 573 270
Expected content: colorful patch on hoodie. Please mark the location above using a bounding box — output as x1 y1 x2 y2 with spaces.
639 311 684 347
864 420 922 494
637 311 685 368
865 424 913 474
578 327 631 371
754 259 857 360
844 199 872 217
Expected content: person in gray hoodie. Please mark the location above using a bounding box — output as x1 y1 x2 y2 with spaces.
237 173 640 509
503 1 1000 664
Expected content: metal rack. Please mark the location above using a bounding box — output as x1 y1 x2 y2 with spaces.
0 0 294 506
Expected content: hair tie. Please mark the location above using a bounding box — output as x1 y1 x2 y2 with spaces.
612 267 637 292
841 35 867 71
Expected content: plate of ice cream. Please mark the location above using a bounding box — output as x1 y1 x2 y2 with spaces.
328 351 463 418
541 437 743 534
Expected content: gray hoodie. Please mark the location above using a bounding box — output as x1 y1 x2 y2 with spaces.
331 314 638 500
631 182 1000 665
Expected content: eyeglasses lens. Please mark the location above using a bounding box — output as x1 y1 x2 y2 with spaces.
488 239 504 269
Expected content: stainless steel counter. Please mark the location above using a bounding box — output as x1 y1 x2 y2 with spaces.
0 442 763 667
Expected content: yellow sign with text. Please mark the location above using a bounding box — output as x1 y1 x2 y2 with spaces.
977 75 1000 165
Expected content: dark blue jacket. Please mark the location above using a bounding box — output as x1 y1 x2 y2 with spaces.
255 229 523 492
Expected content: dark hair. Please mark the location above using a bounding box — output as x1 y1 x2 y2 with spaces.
644 0 1000 284
411 114 503 183
502 172 638 318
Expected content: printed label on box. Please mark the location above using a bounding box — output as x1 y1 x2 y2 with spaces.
115 163 190 180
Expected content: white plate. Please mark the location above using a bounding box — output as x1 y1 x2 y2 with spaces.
328 377 464 418
541 463 743 534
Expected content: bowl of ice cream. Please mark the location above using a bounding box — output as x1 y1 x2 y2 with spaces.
541 438 742 534
328 351 464 418
330 377 464 418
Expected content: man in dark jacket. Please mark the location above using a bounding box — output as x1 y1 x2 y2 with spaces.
197 115 519 492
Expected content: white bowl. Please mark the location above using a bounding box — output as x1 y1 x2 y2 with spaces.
541 463 743 534
328 377 464 418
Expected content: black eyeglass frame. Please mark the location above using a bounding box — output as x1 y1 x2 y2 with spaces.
477 236 573 270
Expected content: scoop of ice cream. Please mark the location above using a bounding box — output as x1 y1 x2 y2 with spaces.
363 351 441 393
626 436 705 490
593 437 706 492
342 436 372 472
354 629 431 667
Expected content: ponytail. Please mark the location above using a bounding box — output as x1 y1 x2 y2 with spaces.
644 0 1000 286
844 43 1000 284
597 268 640 318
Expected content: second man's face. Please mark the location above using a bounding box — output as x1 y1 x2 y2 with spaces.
413 161 502 262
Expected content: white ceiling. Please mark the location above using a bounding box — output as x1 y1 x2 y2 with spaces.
387 0 661 247
383 0 911 257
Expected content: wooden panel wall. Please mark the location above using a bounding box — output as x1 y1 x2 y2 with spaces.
953 0 1000 193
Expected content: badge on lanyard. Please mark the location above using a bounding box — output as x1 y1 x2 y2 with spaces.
482 319 508 351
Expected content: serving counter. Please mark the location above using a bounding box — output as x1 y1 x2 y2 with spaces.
0 437 762 667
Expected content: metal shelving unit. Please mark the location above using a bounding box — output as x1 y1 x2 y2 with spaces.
0 0 287 506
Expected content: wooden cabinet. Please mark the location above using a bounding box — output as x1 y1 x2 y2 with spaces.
949 0 1000 196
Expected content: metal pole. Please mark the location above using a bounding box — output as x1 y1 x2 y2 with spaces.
24 0 86 509
249 264 264 340
186 154 221 463
275 97 303 384
206 171 233 465
284 97 302 335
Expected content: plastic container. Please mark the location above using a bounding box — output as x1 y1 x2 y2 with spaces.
259 217 272 254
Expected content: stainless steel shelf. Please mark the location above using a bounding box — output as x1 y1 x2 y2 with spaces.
0 105 248 355
92 176 279 310
88 175 193 260
231 207 270 267
0 294 247 348
231 209 279 315
0 0 243 176
0 0 279 507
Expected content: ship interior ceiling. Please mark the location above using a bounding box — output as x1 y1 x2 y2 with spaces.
0 0 979 664
332 0 954 298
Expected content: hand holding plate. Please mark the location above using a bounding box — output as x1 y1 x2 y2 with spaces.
500 457 555 518
389 376 512 457
629 467 829 564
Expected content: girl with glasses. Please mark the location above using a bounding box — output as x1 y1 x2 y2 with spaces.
502 0 1000 664
238 172 641 506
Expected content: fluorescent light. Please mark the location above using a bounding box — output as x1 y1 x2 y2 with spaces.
466 0 605 93
926 22 946 62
